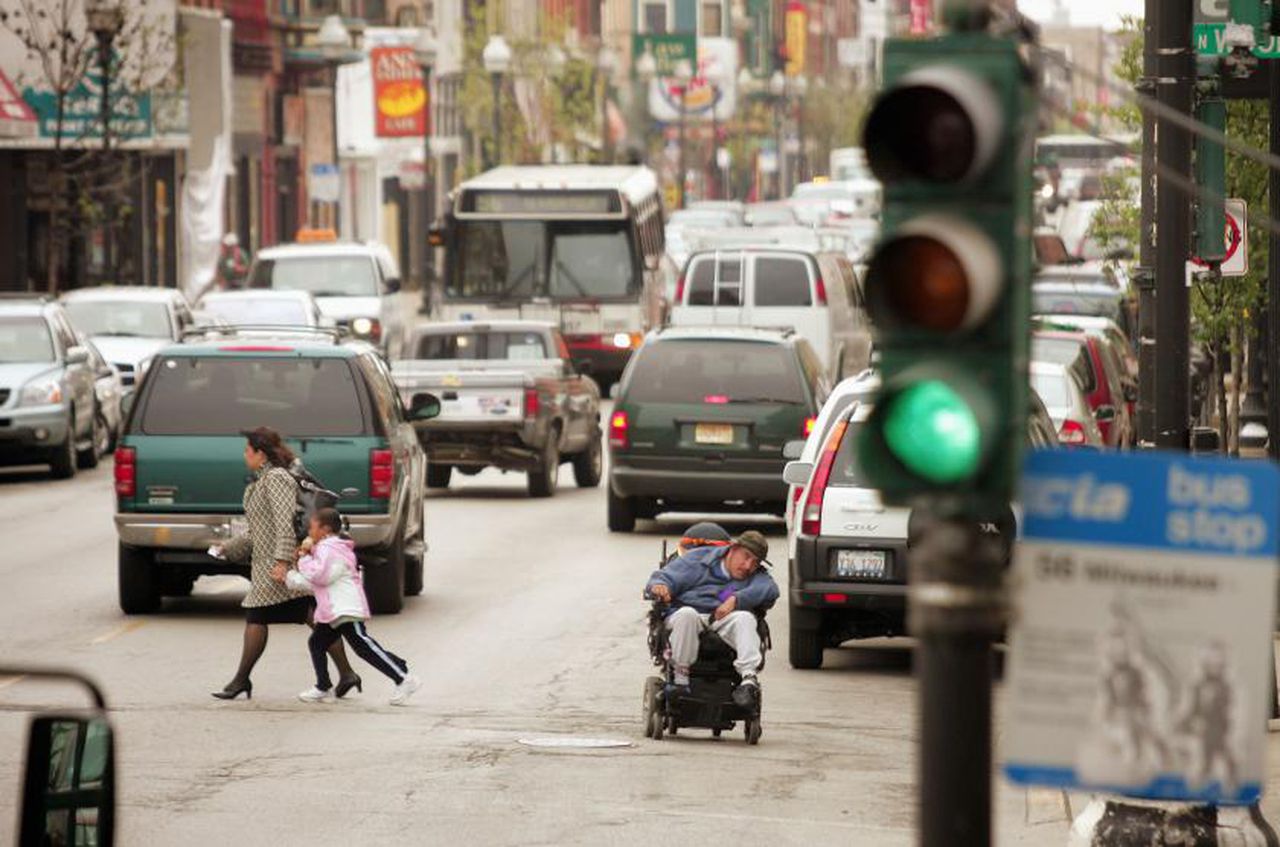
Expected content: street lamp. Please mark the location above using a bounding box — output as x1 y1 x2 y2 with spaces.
483 34 512 168
413 25 438 285
634 49 658 167
86 0 123 277
673 58 693 209
597 44 618 163
769 70 786 199
704 62 726 200
316 14 351 230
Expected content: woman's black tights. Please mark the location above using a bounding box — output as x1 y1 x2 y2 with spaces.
227 622 354 686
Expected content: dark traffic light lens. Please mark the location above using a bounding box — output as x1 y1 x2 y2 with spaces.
869 235 969 332
882 381 981 484
865 86 977 183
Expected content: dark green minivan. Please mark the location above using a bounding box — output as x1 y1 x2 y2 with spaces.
113 332 427 614
607 326 830 531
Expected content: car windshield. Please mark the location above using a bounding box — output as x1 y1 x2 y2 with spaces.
1031 288 1122 322
624 340 804 404
450 221 637 301
250 256 379 297
63 300 172 338
415 330 548 360
0 317 55 363
1033 337 1096 393
200 297 310 327
1031 371 1072 407
140 356 367 436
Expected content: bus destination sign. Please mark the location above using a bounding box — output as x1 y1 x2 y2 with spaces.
463 190 622 216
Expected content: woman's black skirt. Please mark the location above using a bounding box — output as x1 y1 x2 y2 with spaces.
245 596 314 625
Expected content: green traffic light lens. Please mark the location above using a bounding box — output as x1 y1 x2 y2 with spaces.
882 381 981 484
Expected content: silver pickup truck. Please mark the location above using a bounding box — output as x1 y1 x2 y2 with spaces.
392 321 603 497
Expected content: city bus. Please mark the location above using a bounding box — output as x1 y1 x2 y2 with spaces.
431 165 666 390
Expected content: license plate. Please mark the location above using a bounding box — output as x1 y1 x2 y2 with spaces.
694 423 735 445
230 517 248 537
835 549 887 579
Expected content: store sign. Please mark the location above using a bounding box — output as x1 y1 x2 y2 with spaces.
784 1 807 76
371 46 426 138
631 33 696 78
648 37 738 124
23 68 152 140
0 70 35 137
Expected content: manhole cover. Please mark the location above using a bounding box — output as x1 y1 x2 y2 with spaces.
516 737 634 749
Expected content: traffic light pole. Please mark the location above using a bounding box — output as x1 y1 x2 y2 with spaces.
910 514 1004 847
1267 65 1280 460
1134 0 1158 448
1153 0 1195 450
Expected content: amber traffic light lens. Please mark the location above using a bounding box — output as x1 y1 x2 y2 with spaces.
870 235 970 332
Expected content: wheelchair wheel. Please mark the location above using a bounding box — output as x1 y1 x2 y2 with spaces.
744 717 762 745
642 677 662 739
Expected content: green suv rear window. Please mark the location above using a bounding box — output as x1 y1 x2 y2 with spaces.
139 356 367 436
625 340 804 404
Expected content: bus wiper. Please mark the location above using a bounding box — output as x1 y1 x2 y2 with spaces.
552 260 590 297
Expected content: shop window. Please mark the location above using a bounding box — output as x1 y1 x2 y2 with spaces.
700 2 722 36
643 2 667 33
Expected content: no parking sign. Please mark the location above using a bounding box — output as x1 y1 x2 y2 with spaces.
1190 198 1248 277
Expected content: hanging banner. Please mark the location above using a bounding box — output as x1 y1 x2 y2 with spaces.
784 1 807 76
910 0 932 35
370 46 426 138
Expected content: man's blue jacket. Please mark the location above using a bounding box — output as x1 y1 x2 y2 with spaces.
645 546 779 614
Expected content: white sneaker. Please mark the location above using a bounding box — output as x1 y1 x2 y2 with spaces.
298 686 334 703
389 674 421 706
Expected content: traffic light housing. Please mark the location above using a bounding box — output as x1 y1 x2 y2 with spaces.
857 33 1034 514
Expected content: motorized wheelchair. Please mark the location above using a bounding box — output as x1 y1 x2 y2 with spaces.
642 542 772 745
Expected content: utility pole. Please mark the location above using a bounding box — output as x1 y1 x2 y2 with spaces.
1268 64 1280 459
1134 0 1158 447
1153 0 1195 450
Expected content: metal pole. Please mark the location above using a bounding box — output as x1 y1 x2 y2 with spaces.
1153 0 1193 451
797 95 806 184
910 513 1004 847
600 74 613 164
774 97 784 200
98 31 114 277
490 71 502 168
677 86 687 209
1134 0 1158 447
420 62 434 292
1268 66 1280 459
710 85 720 200
331 62 342 233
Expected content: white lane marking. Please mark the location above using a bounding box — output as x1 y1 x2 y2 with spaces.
90 621 146 645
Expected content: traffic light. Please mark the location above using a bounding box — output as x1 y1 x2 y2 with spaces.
857 32 1034 513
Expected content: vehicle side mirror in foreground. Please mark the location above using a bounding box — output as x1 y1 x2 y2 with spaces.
21 715 115 847
410 393 442 421
782 440 806 460
783 461 814 486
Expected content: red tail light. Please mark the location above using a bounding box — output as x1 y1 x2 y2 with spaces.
704 394 729 404
801 420 847 536
114 446 136 497
675 275 686 303
803 416 816 436
814 276 828 305
1059 419 1087 445
823 593 848 604
524 387 540 419
609 410 630 449
370 448 394 499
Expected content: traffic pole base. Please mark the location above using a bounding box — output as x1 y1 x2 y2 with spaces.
1068 797 1278 847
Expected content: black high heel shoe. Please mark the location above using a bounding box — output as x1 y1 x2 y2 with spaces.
335 674 363 699
212 680 253 700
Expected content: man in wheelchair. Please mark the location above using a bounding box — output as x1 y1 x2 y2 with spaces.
645 530 779 709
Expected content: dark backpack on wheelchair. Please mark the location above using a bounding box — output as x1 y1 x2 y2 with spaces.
642 541 772 745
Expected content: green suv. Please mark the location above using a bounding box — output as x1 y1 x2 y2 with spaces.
607 326 830 531
113 330 428 614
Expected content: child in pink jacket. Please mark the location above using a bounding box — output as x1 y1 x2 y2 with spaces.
275 508 421 706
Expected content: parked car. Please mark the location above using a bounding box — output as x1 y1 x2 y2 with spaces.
1035 314 1138 422
685 200 746 225
391 320 602 497
195 289 328 329
60 287 194 393
1033 330 1133 447
83 338 124 454
744 202 799 227
0 297 102 477
1029 359 1105 447
247 239 405 356
113 329 427 614
670 248 871 380
607 326 829 531
1032 279 1135 344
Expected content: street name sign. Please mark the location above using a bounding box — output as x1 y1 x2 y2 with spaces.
1003 449 1279 805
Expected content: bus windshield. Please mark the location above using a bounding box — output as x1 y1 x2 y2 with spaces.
449 220 637 301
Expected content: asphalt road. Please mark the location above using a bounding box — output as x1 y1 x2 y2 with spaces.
3 456 1280 845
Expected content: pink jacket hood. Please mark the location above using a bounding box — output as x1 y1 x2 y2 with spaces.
285 535 369 624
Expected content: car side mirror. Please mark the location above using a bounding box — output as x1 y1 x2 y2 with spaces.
65 346 89 366
409 392 442 421
20 715 115 847
1123 383 1138 403
1094 405 1116 423
782 439 806 460
783 461 814 486
383 278 402 295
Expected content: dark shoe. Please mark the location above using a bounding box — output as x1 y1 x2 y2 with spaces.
732 677 759 709
335 674 363 699
662 682 691 701
212 680 253 700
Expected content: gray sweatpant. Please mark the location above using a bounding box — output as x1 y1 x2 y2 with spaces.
665 606 763 677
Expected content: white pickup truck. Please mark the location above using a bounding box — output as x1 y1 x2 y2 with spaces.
392 320 603 497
